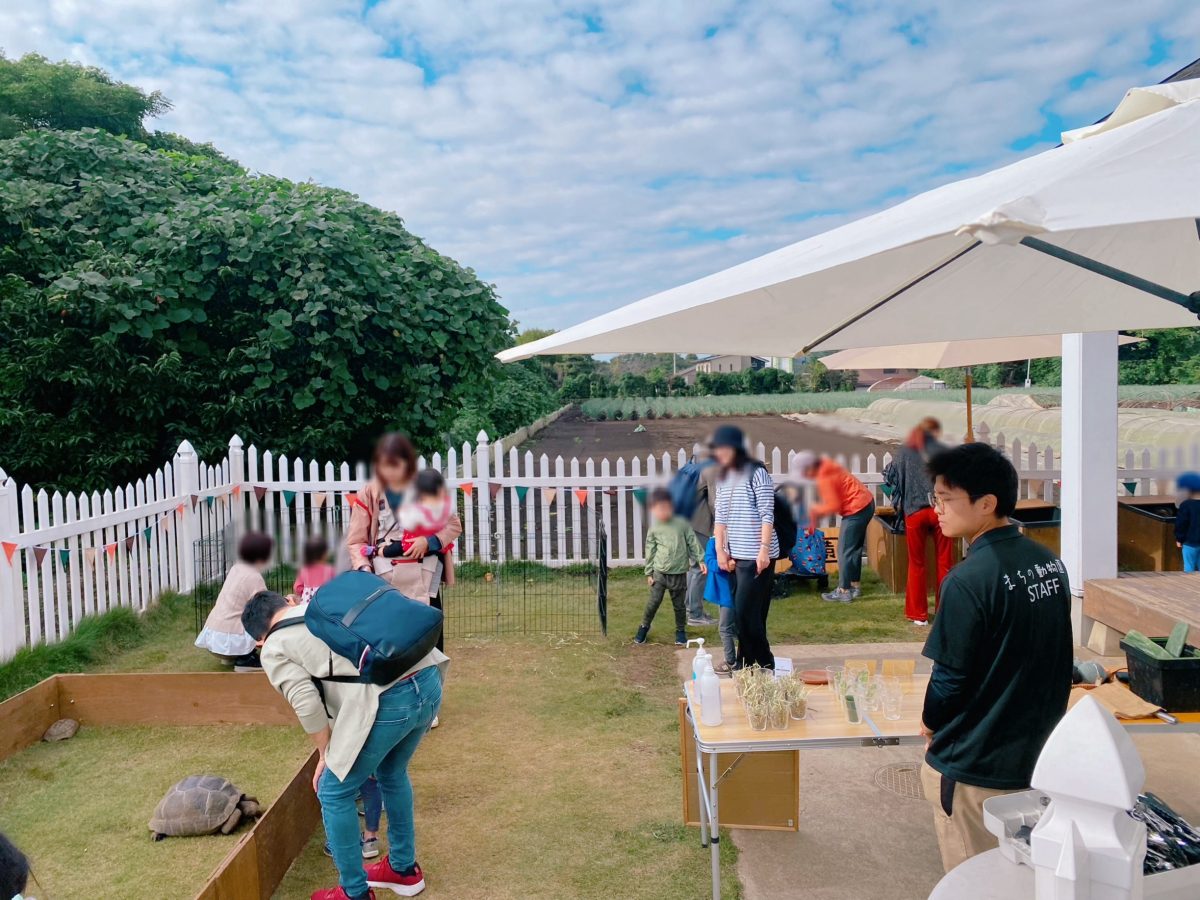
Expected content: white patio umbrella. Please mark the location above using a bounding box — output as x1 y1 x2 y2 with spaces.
817 333 1143 440
499 79 1200 364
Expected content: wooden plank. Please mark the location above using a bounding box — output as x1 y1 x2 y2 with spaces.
56 673 296 726
0 676 62 762
197 832 260 900
252 750 321 896
1084 574 1200 645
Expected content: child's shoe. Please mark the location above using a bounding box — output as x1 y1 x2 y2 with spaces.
634 625 649 644
675 629 687 646
361 836 381 858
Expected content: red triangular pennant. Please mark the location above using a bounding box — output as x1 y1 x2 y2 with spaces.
575 489 588 507
231 484 242 498
34 546 48 566
105 542 118 558
254 485 268 502
176 503 186 516
488 482 502 498
1 541 16 564
460 482 474 497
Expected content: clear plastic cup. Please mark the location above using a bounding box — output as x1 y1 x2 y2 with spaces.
844 689 864 725
883 677 904 721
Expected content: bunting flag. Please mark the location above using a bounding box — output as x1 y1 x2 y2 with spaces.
632 488 648 504
124 535 136 552
34 547 48 566
488 482 502 499
190 494 200 511
574 489 589 507
217 493 228 507
1 541 16 564
161 514 173 532
603 489 618 496
105 542 118 558
58 548 70 567
282 490 296 507
231 485 242 498
312 491 328 510
1123 480 1138 496
253 485 268 502
460 482 475 497
514 486 529 502
142 526 154 544
84 547 97 567
544 488 557 506
205 496 215 509
176 503 186 517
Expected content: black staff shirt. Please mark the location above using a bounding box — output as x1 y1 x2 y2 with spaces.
922 524 1073 789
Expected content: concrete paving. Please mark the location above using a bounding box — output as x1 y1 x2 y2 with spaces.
677 641 1200 900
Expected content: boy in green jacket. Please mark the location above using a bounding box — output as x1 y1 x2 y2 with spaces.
636 488 707 646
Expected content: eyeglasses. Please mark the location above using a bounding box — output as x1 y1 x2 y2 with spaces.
927 491 982 512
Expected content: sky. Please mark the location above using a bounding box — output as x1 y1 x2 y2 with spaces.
2 1 1199 333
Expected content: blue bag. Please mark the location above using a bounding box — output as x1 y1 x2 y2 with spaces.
790 529 828 577
668 459 712 520
286 570 443 685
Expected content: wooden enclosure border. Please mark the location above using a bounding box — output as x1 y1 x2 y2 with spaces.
0 673 320 900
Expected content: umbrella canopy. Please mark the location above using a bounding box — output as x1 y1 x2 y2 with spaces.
500 78 1200 363
817 334 1143 371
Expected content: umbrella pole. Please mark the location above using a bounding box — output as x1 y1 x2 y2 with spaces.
965 367 975 443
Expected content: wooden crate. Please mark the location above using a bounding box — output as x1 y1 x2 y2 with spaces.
678 700 799 831
1117 497 1183 572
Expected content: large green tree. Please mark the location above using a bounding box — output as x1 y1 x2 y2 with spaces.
0 126 511 491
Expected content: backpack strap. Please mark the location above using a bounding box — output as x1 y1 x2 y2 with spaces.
264 616 307 640
263 615 364 685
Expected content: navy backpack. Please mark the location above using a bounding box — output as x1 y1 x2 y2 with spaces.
272 570 443 685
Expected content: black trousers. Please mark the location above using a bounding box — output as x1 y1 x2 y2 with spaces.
732 560 774 669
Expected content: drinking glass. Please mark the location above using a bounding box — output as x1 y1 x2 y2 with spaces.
883 677 904 721
864 675 883 713
747 703 769 732
825 666 845 708
770 698 790 731
843 687 864 725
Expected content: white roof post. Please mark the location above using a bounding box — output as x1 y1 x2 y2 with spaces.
1029 695 1146 900
1059 331 1118 644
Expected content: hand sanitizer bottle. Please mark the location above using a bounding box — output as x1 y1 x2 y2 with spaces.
700 660 723 726
687 638 710 682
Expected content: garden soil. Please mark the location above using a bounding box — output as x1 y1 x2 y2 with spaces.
519 409 892 465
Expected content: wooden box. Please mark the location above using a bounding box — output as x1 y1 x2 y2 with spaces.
678 700 799 831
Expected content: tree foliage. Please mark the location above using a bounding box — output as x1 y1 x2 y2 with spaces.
0 127 511 490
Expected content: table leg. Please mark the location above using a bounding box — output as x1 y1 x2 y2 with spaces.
695 739 710 849
709 750 720 900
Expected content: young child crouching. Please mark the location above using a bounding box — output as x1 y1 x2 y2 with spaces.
293 536 336 602
195 531 273 671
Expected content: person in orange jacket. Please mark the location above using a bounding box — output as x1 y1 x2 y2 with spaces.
791 451 875 602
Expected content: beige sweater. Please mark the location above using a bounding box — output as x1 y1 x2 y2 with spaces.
260 606 449 780
202 562 267 635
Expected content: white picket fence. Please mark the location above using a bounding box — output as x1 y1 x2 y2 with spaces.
2 428 1197 661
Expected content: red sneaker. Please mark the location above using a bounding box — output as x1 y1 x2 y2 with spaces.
365 857 426 896
310 887 375 900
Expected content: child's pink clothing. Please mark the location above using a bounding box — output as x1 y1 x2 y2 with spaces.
293 562 335 602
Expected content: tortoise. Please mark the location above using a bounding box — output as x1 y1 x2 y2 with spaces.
149 775 262 840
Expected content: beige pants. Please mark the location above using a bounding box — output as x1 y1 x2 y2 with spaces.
920 762 1017 872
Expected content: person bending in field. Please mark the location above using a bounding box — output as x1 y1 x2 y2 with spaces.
0 830 32 900
294 536 336 603
636 487 706 647
245 590 446 900
194 531 273 672
919 442 1072 872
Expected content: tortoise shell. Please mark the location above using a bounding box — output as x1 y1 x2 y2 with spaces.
148 775 260 839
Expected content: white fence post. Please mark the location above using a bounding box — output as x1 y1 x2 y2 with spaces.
228 435 246 538
176 440 200 593
0 467 22 661
475 430 492 563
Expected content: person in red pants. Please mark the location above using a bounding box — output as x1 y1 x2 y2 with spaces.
886 418 953 625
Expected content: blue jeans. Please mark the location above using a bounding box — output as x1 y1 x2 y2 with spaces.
1184 544 1200 573
317 666 442 899
360 776 382 832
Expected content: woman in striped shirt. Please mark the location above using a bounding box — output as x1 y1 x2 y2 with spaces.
712 424 779 669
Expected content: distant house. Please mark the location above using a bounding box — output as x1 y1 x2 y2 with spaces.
854 367 922 390
677 354 769 386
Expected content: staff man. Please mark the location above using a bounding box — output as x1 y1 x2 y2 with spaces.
919 443 1072 872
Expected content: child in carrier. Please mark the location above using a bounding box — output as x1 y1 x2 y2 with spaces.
373 468 457 603
293 536 335 602
194 531 273 671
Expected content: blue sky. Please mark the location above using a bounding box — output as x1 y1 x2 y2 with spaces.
3 1 1198 332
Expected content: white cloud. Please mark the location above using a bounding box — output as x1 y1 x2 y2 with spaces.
1 0 1196 333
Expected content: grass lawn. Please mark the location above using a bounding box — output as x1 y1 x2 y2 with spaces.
0 724 308 900
0 565 916 899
